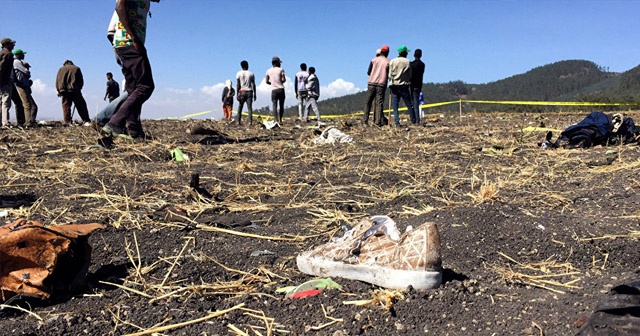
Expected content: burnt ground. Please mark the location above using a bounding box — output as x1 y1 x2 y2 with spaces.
0 111 639 336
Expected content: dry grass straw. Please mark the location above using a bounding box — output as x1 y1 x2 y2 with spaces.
241 307 291 335
121 303 245 336
494 252 581 294
578 230 640 242
102 233 288 333
141 250 283 303
0 304 43 321
309 304 344 331
467 172 500 204
343 289 405 310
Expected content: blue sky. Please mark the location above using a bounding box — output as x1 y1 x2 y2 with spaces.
1 0 638 121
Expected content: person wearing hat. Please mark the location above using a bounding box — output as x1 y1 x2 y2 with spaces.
389 45 415 126
0 37 16 127
364 45 390 126
13 49 37 126
55 60 91 125
103 0 160 140
265 56 286 123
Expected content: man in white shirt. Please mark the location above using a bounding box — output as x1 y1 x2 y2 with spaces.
265 56 286 124
235 60 256 126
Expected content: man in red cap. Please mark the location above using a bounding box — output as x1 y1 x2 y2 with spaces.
363 45 390 126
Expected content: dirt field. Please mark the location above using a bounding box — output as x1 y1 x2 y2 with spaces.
1 112 639 336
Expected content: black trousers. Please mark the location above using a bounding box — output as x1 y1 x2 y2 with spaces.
60 91 90 123
109 46 155 137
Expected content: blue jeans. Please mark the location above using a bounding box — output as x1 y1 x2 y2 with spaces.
411 88 421 122
390 85 414 125
95 92 128 126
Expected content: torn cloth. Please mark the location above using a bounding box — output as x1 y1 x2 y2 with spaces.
313 127 353 144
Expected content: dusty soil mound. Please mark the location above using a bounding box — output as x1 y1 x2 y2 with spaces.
1 112 639 335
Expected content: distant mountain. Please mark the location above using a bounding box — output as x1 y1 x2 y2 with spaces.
470 60 611 101
283 60 640 116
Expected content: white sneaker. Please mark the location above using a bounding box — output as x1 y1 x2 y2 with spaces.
296 216 442 290
82 122 92 127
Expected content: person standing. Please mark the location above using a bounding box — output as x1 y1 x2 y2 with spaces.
265 56 286 124
221 79 235 120
295 63 309 121
13 49 37 126
55 60 91 126
95 13 130 127
410 49 425 124
389 45 415 126
363 45 390 126
104 72 120 102
235 60 256 126
303 66 320 123
104 0 160 139
0 38 16 127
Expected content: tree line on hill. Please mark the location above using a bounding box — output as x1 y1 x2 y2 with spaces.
264 60 640 117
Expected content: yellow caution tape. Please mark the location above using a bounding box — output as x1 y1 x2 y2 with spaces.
177 99 639 119
179 110 214 119
463 100 639 106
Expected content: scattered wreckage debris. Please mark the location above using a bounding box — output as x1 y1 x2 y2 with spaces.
540 112 639 149
313 127 354 144
0 194 37 209
576 272 640 336
0 218 104 303
276 278 342 299
189 173 214 200
297 216 442 290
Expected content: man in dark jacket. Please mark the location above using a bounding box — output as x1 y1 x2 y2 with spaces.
0 37 16 127
410 49 425 123
104 72 120 102
55 60 91 125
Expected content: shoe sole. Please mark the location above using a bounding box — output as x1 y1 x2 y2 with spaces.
296 253 442 290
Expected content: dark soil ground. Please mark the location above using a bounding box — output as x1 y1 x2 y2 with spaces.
1 111 639 336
